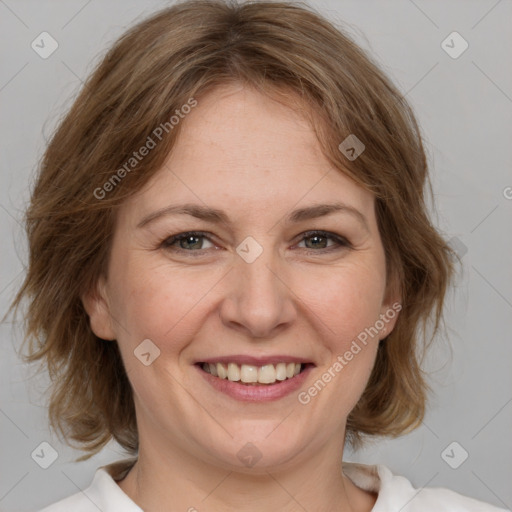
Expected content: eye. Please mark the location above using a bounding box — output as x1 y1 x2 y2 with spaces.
161 231 216 253
295 230 351 253
160 230 351 256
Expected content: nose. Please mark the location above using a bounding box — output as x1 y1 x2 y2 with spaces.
219 244 296 339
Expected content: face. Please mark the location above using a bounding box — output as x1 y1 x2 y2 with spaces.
85 83 399 472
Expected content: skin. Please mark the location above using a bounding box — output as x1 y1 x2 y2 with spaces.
83 83 400 512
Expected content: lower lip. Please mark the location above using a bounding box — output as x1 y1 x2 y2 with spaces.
195 364 314 402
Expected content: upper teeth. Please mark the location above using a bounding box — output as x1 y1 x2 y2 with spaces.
202 362 302 384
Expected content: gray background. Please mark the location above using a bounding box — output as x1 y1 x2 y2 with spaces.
1 0 511 510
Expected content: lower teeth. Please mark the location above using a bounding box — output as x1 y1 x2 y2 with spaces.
239 381 277 386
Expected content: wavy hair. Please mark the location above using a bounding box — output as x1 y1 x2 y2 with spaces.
11 0 455 460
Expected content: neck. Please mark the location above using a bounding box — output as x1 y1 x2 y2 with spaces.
117 431 376 512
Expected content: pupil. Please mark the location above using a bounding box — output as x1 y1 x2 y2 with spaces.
306 235 326 249
182 236 201 249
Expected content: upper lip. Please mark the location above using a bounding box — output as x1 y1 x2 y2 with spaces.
197 355 315 366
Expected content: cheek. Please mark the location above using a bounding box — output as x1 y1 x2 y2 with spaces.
108 240 387 356
297 263 385 403
109 259 220 350
304 263 387 342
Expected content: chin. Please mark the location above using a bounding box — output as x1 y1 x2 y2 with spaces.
199 425 314 473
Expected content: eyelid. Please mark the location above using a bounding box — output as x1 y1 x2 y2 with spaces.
160 231 216 250
160 230 351 254
295 230 352 249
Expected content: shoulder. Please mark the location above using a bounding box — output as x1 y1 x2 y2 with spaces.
38 458 140 512
343 462 509 512
39 492 97 512
376 465 509 512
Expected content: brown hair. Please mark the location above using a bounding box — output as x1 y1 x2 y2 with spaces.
11 0 455 460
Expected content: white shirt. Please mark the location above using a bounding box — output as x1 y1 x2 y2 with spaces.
39 458 509 511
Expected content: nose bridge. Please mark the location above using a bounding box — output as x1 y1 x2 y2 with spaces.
220 237 294 337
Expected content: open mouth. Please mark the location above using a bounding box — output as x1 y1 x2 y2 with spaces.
196 361 314 386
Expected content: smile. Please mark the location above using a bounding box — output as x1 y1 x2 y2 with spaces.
195 358 315 402
201 361 304 385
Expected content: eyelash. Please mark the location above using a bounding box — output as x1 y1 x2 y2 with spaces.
160 230 351 256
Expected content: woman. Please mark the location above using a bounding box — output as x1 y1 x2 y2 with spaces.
11 1 508 510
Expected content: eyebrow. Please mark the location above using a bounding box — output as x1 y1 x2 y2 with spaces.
137 202 369 232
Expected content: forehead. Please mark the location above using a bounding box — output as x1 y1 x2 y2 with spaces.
171 84 326 176
120 83 375 227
